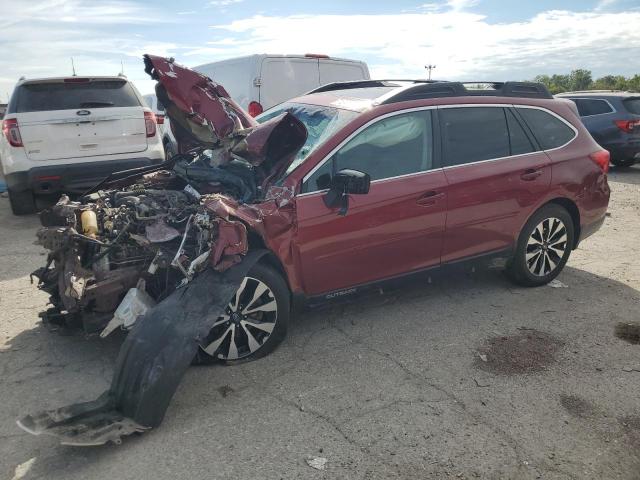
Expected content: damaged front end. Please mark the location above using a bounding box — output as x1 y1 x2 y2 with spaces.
18 55 306 446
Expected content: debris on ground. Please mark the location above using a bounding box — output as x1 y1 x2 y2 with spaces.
614 322 640 344
475 330 564 375
547 279 568 288
11 457 36 480
306 457 328 470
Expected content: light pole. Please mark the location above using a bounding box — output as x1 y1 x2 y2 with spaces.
425 64 436 81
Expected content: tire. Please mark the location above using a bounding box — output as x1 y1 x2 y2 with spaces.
506 204 575 287
611 158 636 168
196 263 290 364
8 188 37 215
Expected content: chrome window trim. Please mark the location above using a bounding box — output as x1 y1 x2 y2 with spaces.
298 103 578 197
565 97 617 117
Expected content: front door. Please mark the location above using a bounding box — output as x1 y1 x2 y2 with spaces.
294 109 447 296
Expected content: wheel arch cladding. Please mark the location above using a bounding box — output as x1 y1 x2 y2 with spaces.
547 198 580 248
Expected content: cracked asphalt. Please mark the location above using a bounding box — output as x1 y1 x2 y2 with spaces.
1 168 640 479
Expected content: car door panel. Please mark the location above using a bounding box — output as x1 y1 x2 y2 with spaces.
441 154 551 262
295 170 447 295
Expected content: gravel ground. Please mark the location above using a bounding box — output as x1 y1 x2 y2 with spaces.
0 168 639 480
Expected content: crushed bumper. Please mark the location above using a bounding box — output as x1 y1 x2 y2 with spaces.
17 251 266 446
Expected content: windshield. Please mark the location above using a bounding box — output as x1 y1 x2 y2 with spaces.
256 102 358 175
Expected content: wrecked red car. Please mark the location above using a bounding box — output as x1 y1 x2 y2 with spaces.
19 55 609 446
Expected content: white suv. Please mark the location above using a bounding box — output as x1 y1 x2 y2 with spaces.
1 76 165 215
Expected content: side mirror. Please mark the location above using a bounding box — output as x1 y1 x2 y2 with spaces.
323 169 371 216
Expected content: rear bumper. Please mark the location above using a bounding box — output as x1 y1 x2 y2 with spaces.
5 157 163 194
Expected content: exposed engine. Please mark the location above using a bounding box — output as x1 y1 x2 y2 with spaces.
32 153 250 335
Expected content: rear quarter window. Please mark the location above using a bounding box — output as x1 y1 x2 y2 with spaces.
15 80 140 113
623 98 640 115
516 108 576 150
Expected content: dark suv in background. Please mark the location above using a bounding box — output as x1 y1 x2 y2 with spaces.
557 91 640 167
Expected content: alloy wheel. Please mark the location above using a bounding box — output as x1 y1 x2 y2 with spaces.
525 217 568 277
201 276 278 360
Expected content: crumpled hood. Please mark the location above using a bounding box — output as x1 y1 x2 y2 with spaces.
143 54 307 181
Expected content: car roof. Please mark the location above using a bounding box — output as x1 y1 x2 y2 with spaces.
289 80 555 112
556 91 636 98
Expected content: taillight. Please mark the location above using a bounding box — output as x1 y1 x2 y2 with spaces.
614 119 640 133
144 111 156 137
2 118 23 147
589 149 610 173
248 101 263 117
156 113 165 125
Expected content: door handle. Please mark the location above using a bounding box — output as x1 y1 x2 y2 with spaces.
520 169 543 181
417 190 444 206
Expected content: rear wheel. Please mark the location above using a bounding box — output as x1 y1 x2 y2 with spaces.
164 140 177 160
196 263 289 364
506 204 574 287
611 158 636 168
8 188 37 215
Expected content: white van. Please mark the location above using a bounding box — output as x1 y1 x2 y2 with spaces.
194 54 370 116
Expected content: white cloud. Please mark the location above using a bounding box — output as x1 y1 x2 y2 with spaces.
201 10 640 81
210 0 243 6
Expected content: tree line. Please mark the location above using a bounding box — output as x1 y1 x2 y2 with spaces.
532 69 640 94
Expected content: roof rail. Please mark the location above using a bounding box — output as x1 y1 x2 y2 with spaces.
307 79 440 95
380 81 553 104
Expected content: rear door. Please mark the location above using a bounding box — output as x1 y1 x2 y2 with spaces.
259 57 320 109
438 105 552 263
295 109 447 295
15 79 147 161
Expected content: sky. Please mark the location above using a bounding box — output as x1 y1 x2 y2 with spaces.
0 0 639 99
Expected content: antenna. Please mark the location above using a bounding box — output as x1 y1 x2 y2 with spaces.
120 60 125 76
71 57 77 76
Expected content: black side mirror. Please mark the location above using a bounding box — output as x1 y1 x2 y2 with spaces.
323 169 371 216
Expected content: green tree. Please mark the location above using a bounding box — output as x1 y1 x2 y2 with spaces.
568 69 593 91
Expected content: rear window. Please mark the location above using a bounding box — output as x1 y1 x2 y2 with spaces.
572 98 614 116
517 108 576 150
14 80 140 113
623 98 640 115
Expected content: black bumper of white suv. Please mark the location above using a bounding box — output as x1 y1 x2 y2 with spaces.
5 157 162 195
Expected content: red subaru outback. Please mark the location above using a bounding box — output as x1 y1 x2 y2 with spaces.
23 60 610 446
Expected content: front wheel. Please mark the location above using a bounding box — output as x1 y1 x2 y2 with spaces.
506 204 574 287
196 263 290 364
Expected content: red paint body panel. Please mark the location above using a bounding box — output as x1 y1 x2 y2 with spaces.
441 151 551 262
295 170 447 295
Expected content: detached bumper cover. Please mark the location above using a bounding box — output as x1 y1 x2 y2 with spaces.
17 251 265 446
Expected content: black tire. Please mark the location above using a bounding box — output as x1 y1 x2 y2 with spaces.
611 158 636 168
195 263 290 365
8 188 37 215
506 204 574 287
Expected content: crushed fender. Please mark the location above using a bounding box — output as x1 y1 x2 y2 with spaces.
17 251 266 446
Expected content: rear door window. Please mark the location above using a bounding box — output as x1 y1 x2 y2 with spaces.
623 98 640 115
572 98 614 116
15 80 140 113
303 110 433 192
440 107 509 166
517 108 576 150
